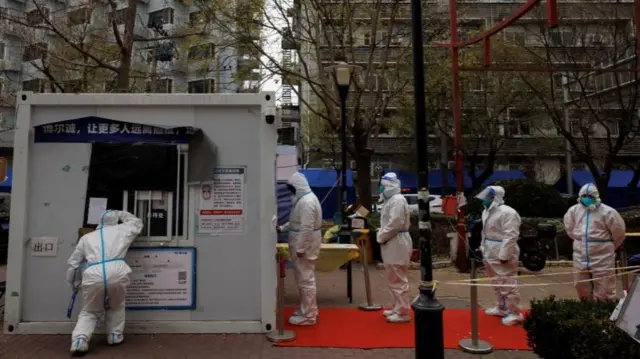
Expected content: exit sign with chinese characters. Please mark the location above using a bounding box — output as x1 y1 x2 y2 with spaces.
34 116 195 144
30 236 59 257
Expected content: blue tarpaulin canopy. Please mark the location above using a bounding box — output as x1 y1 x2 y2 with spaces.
299 168 354 187
277 169 356 220
0 169 11 193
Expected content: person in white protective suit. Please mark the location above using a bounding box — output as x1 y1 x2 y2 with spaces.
277 172 323 326
377 173 413 323
564 183 626 301
66 210 143 355
476 185 523 326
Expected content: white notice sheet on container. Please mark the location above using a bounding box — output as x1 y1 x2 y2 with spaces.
198 166 246 235
124 247 196 310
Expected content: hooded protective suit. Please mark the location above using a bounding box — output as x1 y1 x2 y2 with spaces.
280 172 323 325
564 183 625 301
476 185 523 326
66 210 143 353
377 173 412 323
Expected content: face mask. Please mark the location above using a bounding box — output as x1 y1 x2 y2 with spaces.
580 197 595 207
482 198 493 208
287 184 296 195
378 185 385 194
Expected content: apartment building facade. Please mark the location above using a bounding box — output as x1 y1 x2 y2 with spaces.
288 0 638 185
0 0 261 149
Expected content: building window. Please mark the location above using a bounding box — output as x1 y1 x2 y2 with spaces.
363 32 371 46
188 43 215 60
148 8 174 27
22 79 46 93
188 79 215 93
376 31 388 44
189 11 204 25
109 7 128 26
325 30 342 46
68 7 92 26
22 43 47 62
359 73 378 91
605 119 620 136
147 78 173 93
27 8 49 26
504 30 525 46
63 79 82 92
505 108 531 136
552 73 564 90
0 42 4 59
462 76 484 92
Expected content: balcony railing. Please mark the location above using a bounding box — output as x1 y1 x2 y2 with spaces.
319 47 410 63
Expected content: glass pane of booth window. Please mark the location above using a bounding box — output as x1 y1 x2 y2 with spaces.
126 191 169 237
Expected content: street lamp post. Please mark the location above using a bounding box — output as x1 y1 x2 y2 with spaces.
326 62 360 303
409 0 445 357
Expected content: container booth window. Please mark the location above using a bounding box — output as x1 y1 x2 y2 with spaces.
84 143 188 243
34 116 217 245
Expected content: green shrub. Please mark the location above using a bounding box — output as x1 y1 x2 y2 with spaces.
524 296 640 359
481 179 569 218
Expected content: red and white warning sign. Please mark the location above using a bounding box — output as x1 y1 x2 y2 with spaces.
198 167 246 235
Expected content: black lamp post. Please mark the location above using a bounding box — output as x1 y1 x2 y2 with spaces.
326 61 360 303
409 0 445 357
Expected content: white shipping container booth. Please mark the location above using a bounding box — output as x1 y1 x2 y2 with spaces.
3 92 278 334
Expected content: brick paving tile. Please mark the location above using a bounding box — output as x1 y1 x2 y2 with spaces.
0 264 602 358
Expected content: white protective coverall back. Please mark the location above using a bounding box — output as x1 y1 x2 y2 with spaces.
281 172 323 324
564 183 625 301
377 173 412 321
476 186 522 323
66 210 143 351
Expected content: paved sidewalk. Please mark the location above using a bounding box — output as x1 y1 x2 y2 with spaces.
0 264 593 358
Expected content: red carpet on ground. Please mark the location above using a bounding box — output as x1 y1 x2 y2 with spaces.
276 307 531 350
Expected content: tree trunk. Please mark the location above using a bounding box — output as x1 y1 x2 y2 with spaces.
116 0 137 92
627 168 640 206
466 150 496 192
354 152 373 211
594 171 610 201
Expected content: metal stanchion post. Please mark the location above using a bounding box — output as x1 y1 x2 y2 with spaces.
266 252 296 343
357 236 382 311
459 253 492 354
619 248 630 292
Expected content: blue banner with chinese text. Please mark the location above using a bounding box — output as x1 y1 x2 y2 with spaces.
34 116 194 144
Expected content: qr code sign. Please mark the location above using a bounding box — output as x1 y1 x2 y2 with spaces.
178 271 187 281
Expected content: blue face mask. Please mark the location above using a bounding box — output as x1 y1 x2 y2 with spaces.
482 198 493 208
580 197 595 207
378 185 385 194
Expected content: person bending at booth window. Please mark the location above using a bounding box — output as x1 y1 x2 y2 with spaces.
476 185 524 326
278 172 323 326
564 183 625 301
377 173 413 324
66 210 143 355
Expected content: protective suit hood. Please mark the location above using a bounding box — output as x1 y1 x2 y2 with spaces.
97 210 119 228
381 172 401 200
476 185 505 210
288 172 312 200
578 183 602 210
